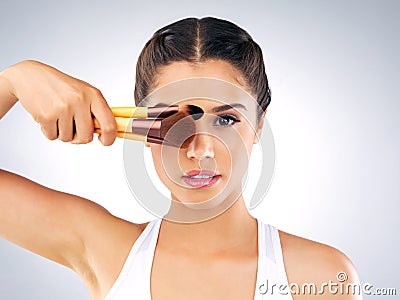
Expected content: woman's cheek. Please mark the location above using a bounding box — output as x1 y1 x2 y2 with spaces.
150 147 170 185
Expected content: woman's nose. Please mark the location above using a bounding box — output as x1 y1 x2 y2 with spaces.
186 133 215 160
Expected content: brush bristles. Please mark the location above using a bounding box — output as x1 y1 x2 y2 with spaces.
184 104 204 120
159 111 196 148
148 104 203 120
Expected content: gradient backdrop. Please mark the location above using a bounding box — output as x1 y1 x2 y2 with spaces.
0 0 399 299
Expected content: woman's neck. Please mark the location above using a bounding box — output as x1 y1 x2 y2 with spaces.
158 194 257 256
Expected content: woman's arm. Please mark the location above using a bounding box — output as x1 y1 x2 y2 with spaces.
0 168 146 298
0 168 107 271
0 69 18 119
0 61 139 296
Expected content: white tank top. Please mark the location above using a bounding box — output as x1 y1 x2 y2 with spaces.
105 217 294 300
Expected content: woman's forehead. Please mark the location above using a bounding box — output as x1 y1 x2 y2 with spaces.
154 60 248 89
143 78 257 107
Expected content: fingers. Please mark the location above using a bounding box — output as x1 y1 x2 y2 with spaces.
70 107 94 144
31 82 115 146
90 90 117 146
57 115 74 142
40 117 58 140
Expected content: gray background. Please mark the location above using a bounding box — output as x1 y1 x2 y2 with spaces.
0 0 399 299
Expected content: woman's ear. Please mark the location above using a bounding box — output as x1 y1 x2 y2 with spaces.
253 110 266 144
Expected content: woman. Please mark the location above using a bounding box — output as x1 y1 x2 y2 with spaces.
0 17 361 299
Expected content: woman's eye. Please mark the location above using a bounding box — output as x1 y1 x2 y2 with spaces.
213 114 241 126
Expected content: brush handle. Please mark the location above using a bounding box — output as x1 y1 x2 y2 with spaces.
93 117 133 132
111 106 148 118
111 105 179 118
93 129 146 142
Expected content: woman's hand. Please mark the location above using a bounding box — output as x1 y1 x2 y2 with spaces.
1 60 117 146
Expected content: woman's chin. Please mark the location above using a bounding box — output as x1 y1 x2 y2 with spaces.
170 183 239 209
172 192 220 205
167 174 244 208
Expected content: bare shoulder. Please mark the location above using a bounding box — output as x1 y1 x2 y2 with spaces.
278 230 362 299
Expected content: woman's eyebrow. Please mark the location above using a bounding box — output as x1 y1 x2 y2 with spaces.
211 103 248 113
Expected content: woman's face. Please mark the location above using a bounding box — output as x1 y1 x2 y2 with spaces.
146 60 265 207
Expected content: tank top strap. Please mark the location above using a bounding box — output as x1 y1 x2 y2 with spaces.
104 218 162 300
269 225 291 286
255 218 293 300
255 216 268 297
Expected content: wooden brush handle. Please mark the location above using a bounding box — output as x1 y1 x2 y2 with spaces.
93 129 146 142
93 117 132 132
111 106 148 118
93 106 153 142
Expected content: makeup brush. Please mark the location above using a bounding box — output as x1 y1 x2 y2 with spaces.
110 104 204 120
93 111 196 148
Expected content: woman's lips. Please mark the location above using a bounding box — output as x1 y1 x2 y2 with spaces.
182 170 221 188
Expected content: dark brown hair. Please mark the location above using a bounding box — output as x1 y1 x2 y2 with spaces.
134 17 271 122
